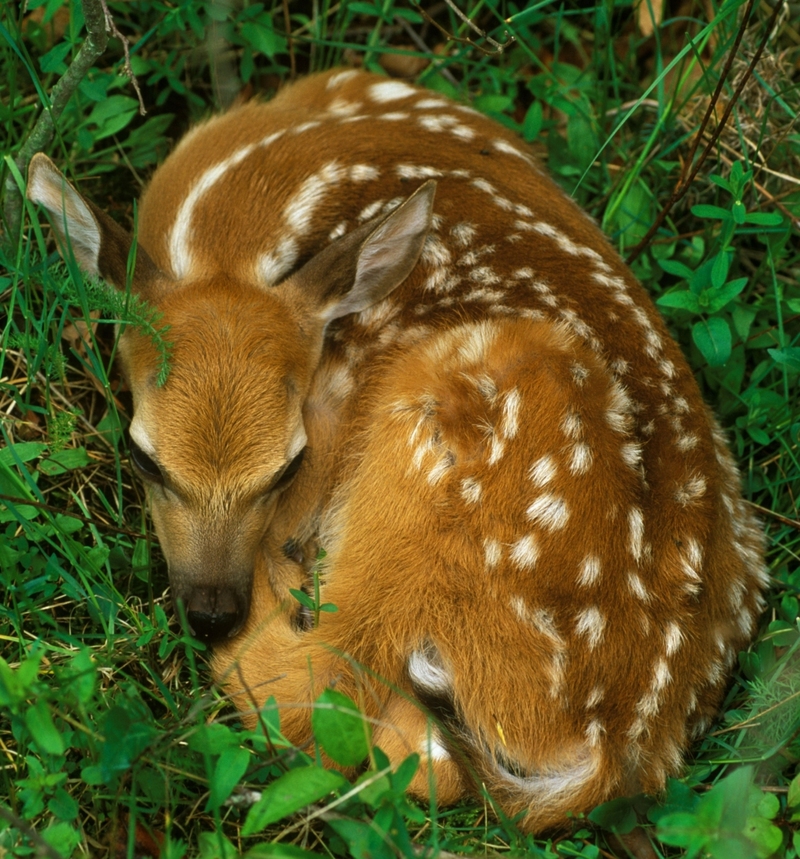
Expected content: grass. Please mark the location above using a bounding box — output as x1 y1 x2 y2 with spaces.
1 0 799 857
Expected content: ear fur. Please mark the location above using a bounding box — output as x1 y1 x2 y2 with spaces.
288 180 436 323
27 153 162 296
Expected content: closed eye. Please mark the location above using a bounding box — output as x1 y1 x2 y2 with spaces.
129 438 164 484
272 447 306 492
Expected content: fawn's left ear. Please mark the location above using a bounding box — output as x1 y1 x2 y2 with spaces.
283 179 436 324
27 152 163 298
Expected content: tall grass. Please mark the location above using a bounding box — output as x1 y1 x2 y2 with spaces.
1 1 799 857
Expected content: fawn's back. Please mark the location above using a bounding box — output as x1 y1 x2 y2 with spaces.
28 68 767 832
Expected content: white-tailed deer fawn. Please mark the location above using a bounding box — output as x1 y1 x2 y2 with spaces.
28 68 767 832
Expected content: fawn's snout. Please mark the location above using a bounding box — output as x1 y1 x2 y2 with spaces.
179 583 246 641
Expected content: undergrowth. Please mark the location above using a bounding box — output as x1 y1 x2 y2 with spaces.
1 0 799 857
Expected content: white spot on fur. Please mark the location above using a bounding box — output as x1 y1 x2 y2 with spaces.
488 435 505 466
529 455 557 487
510 535 539 569
527 495 569 531
586 686 604 708
485 538 502 569
369 80 417 102
329 221 348 240
420 731 450 761
451 223 476 247
358 199 384 222
628 572 649 601
575 607 606 650
501 389 521 439
284 162 343 235
586 720 604 747
665 623 684 656
327 69 359 89
258 236 298 285
676 474 707 505
408 649 452 693
621 443 642 470
349 164 380 182
570 443 593 475
416 98 449 109
628 508 644 562
461 477 482 504
577 556 601 587
561 411 583 440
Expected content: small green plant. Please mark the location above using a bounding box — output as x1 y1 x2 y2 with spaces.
657 161 784 368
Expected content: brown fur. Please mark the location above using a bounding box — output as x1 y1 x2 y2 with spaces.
28 69 767 832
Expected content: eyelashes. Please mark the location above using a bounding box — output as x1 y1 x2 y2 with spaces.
129 438 164 484
127 438 306 495
272 447 306 492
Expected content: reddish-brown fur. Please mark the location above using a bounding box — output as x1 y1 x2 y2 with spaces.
28 68 767 831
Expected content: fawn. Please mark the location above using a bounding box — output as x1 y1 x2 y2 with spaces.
28 68 767 832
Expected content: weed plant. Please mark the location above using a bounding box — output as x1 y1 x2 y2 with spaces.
1 0 799 857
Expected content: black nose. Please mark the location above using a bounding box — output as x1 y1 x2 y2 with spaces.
182 588 243 642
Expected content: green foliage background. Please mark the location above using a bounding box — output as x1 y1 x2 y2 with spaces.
1 0 799 856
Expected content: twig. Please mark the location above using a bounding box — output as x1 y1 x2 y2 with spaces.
396 15 459 87
282 0 296 81
625 0 785 265
3 0 108 246
0 806 66 859
412 1 515 56
747 500 800 532
98 0 146 116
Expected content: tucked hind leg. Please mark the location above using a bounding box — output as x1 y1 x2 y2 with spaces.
371 694 470 806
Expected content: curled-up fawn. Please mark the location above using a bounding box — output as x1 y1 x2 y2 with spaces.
28 68 767 832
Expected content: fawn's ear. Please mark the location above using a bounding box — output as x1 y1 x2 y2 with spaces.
286 180 436 324
27 153 162 297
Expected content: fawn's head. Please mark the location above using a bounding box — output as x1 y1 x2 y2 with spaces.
28 153 435 641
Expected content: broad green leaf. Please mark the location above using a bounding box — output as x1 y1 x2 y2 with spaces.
39 42 71 73
207 746 250 811
327 818 382 859
706 277 748 313
657 290 701 312
240 19 286 59
691 203 730 221
732 305 757 340
710 251 732 290
41 821 81 856
312 689 371 767
48 788 79 821
743 816 783 858
242 767 343 835
522 101 543 142
245 844 321 859
39 447 90 476
87 95 139 140
26 699 65 756
197 832 239 859
658 258 694 279
787 772 800 820
744 211 783 227
768 347 800 373
289 588 315 609
693 317 731 366
588 796 638 834
754 791 780 820
0 442 47 465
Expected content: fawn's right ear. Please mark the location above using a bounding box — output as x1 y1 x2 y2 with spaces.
27 153 162 297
